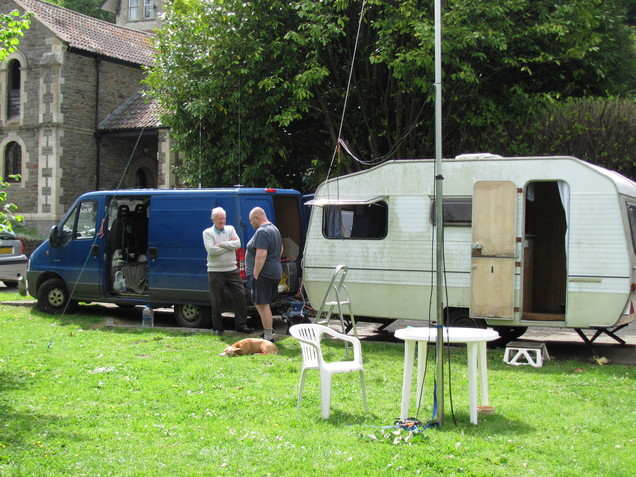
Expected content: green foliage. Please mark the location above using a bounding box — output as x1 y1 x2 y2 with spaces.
0 304 635 475
0 9 31 62
146 0 327 189
0 176 23 231
146 0 636 190
493 98 636 179
0 9 28 230
46 0 115 22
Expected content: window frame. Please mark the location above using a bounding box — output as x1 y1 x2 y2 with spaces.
626 203 636 254
430 197 473 227
320 199 389 240
4 141 22 182
130 0 155 21
6 59 21 119
143 0 156 19
59 200 99 245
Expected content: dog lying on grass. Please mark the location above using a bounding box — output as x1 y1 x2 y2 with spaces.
220 338 279 356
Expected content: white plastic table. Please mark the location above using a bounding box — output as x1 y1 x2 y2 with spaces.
395 326 500 424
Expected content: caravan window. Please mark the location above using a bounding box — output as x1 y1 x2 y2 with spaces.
323 202 388 239
430 198 472 226
627 204 636 254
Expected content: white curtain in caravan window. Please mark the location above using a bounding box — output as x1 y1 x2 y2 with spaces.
558 181 570 258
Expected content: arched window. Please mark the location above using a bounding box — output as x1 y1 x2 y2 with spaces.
135 168 148 188
4 142 22 182
7 60 21 119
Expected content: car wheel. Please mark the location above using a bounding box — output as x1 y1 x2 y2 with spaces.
174 304 211 328
37 278 77 314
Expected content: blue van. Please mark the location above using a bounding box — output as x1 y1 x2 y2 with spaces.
27 188 307 327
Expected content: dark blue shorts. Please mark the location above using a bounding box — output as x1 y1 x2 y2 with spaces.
249 275 279 305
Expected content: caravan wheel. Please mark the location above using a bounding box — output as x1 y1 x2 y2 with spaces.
491 326 527 343
174 304 211 328
445 309 487 328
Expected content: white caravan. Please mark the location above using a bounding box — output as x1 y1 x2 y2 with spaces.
302 155 636 342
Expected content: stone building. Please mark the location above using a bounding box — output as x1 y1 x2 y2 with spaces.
0 0 179 234
100 0 164 33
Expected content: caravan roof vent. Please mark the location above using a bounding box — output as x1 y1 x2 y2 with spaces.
454 153 503 160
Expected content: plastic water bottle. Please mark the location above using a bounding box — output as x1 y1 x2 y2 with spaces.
142 305 154 327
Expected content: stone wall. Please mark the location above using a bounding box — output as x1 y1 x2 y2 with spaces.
0 4 56 234
0 0 153 235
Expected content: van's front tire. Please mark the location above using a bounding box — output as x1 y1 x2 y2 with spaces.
37 278 77 314
174 304 211 328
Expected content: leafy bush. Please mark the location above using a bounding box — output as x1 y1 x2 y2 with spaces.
0 175 23 231
495 98 636 179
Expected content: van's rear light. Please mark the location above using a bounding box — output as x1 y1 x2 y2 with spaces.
265 188 277 193
236 248 246 280
19 238 25 254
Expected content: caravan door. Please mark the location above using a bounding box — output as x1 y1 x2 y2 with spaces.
470 181 517 319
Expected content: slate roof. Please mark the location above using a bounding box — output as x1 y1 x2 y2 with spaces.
14 0 154 66
98 90 166 131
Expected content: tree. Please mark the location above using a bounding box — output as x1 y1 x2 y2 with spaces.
1 10 29 229
501 98 636 179
47 0 115 22
0 176 23 230
146 0 636 190
0 9 31 63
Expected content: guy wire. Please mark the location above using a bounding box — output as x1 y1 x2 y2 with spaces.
47 127 147 349
325 0 366 182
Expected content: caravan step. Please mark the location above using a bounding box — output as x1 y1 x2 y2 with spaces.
503 341 550 367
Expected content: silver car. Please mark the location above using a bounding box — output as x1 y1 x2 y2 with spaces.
0 225 28 287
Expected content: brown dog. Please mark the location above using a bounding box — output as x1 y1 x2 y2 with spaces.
220 338 279 357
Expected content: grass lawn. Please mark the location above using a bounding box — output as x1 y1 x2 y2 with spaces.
0 302 634 476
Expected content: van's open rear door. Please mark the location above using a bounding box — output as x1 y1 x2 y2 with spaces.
470 181 517 319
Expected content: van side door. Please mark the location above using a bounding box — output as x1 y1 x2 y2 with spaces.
146 194 217 305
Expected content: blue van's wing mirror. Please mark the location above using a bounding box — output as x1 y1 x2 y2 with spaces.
49 225 61 248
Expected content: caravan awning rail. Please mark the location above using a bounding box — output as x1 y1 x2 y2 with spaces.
305 195 387 207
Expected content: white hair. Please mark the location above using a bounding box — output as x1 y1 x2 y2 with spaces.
211 207 226 220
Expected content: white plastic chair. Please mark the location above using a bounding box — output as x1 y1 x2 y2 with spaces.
289 323 368 419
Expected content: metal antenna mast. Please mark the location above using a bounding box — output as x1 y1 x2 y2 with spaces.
433 0 445 427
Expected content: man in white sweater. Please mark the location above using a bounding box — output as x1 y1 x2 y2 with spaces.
203 207 252 335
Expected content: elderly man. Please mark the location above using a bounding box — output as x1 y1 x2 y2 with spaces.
203 207 252 335
246 207 282 341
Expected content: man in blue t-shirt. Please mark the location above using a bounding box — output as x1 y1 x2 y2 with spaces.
246 207 282 341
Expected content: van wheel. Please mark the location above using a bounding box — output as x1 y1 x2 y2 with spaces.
174 304 211 328
37 278 77 314
445 309 487 328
